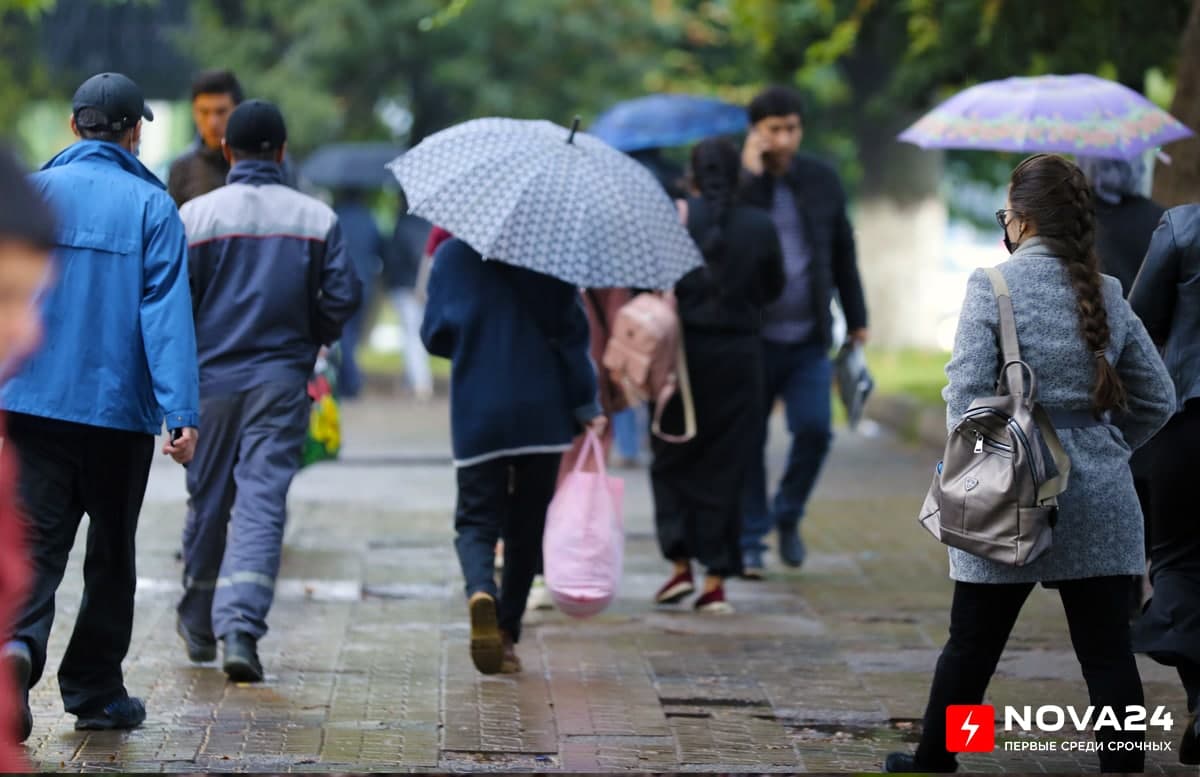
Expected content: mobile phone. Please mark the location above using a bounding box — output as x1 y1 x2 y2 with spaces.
171 428 183 443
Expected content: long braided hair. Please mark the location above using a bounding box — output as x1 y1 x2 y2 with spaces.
688 138 740 266
1008 153 1127 416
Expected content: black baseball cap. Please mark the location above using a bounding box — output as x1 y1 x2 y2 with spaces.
224 99 287 153
72 72 153 132
0 147 56 249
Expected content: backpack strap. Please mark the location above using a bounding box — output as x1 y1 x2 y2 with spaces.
983 267 1027 399
650 330 697 443
1032 404 1073 503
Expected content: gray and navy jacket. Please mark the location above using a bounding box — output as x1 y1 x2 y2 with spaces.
179 160 362 397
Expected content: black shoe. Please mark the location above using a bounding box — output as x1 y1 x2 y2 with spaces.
1181 712 1200 766
176 617 217 663
74 694 146 731
3 641 32 743
222 632 263 683
883 752 956 773
778 525 806 568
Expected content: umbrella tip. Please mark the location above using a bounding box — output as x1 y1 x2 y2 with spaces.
567 115 581 145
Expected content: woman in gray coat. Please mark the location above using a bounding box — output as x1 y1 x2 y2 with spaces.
886 154 1175 774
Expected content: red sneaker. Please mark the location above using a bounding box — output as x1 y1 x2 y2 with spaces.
654 569 695 604
693 585 734 614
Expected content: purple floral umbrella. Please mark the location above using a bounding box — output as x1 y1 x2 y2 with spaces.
899 74 1193 159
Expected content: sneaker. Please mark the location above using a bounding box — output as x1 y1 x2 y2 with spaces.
741 549 765 580
176 617 217 663
467 591 503 675
74 694 146 731
1181 712 1200 766
654 569 695 605
527 576 554 611
222 632 264 683
500 631 522 674
777 524 806 568
3 640 32 743
693 585 734 614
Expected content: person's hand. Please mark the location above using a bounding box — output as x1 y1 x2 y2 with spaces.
163 427 198 465
848 328 869 346
586 415 608 437
741 129 766 176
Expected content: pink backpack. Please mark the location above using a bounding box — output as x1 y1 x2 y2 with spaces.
601 293 696 443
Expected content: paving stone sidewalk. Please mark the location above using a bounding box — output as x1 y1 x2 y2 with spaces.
19 398 1195 773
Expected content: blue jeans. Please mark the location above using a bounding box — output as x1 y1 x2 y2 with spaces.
740 340 832 553
338 291 372 399
612 406 642 459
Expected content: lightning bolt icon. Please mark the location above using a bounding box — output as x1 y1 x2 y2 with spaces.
961 710 980 746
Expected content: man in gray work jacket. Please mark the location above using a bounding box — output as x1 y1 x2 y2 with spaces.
176 100 361 682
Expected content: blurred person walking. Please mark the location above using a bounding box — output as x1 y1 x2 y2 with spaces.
385 211 435 400
652 138 784 613
2 73 200 738
167 70 243 207
332 189 384 399
1077 155 1163 296
1130 204 1200 764
421 237 603 675
0 147 56 771
885 154 1175 774
738 86 869 577
176 100 361 683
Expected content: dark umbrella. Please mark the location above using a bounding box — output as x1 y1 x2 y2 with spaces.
589 94 747 152
300 142 405 189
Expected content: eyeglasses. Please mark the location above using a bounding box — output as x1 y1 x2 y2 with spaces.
995 208 1019 230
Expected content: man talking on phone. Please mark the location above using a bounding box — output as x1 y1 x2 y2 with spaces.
738 85 869 578
2 72 199 740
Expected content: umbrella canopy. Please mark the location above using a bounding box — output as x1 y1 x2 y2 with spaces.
898 74 1194 159
388 117 703 289
589 94 748 152
300 142 405 189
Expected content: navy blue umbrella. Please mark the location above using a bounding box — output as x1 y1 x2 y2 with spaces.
300 143 405 189
589 94 748 152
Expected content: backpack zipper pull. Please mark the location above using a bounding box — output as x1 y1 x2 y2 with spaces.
974 432 984 454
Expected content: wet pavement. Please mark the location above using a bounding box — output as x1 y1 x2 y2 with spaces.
19 396 1196 772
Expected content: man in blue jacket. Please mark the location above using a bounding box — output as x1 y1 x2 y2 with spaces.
1 72 200 739
177 100 361 683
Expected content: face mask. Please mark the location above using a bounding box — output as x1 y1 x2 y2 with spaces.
1003 232 1017 254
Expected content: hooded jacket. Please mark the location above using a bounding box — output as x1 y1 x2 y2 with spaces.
2 140 200 434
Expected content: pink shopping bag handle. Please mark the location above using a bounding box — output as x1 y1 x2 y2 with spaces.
571 428 610 479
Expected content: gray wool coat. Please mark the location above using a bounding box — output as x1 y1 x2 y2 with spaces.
943 237 1175 584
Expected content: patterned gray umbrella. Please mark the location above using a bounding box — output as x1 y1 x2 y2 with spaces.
387 117 702 289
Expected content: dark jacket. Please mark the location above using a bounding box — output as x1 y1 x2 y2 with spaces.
421 238 600 467
385 214 431 290
740 152 868 348
333 199 384 290
1129 204 1200 410
167 142 228 208
678 198 785 334
1094 195 1164 296
2 140 200 434
179 161 362 396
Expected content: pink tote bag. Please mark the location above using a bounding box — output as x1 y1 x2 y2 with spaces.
543 430 625 618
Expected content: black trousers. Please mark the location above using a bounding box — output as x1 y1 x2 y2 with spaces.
6 413 154 715
651 332 762 578
454 453 560 643
916 577 1145 773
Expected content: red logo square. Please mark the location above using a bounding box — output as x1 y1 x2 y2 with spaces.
945 705 995 752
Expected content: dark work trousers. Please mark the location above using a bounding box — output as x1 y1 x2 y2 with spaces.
6 413 154 715
915 577 1145 773
651 332 763 578
1133 400 1200 714
178 382 309 642
454 453 560 643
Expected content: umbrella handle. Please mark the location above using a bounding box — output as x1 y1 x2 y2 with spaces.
567 116 581 145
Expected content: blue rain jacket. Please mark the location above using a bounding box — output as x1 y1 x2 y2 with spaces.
2 140 200 434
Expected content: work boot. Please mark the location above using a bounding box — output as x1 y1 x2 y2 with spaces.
467 591 503 675
3 640 32 743
176 617 217 663
222 632 264 683
777 524 806 568
74 693 146 731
